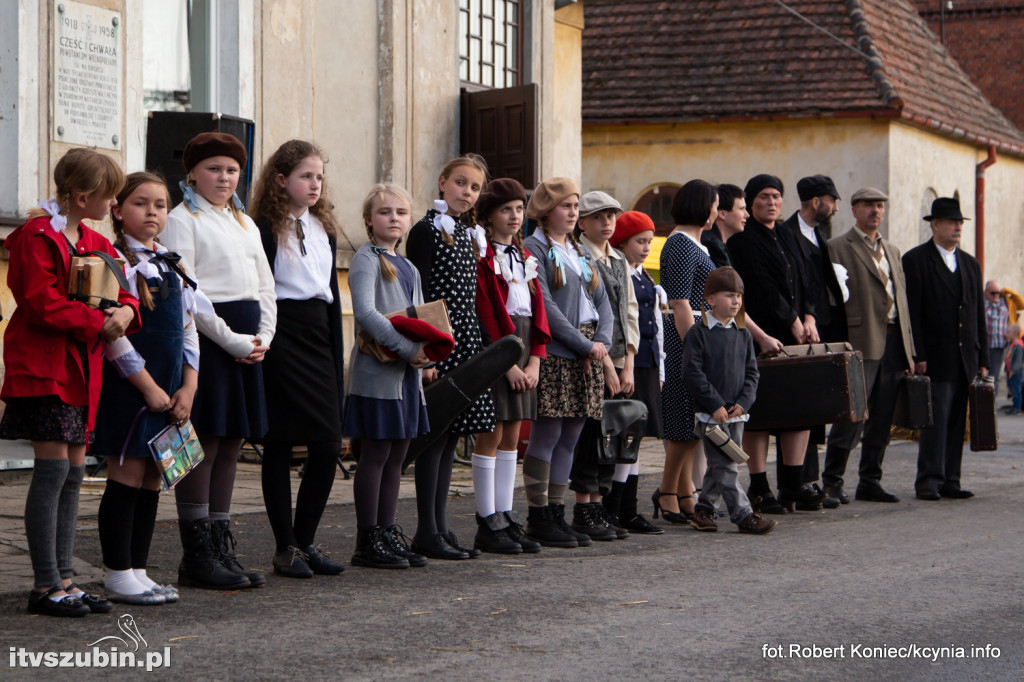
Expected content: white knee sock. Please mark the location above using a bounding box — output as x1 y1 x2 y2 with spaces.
613 463 631 483
105 568 149 595
494 449 519 512
471 454 496 517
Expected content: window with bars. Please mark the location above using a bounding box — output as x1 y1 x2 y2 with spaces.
459 0 523 88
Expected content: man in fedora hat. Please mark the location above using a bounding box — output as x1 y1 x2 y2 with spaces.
823 188 915 504
902 197 988 501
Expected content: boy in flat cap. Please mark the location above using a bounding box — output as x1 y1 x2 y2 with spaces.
682 267 776 534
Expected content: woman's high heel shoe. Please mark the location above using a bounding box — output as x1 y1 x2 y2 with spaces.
651 489 689 525
676 493 696 522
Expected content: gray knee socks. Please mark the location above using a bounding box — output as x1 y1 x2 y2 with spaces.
56 464 85 580
25 458 70 587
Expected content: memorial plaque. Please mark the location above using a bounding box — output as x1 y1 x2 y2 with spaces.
52 0 123 150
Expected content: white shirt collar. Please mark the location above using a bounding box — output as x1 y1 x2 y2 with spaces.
797 213 819 246
704 314 736 329
676 229 710 255
123 233 167 254
288 208 310 223
580 234 623 261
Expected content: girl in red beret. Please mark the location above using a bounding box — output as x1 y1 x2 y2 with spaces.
405 154 495 560
1 148 140 616
161 132 275 590
472 178 550 554
344 184 432 569
607 211 666 534
249 140 347 579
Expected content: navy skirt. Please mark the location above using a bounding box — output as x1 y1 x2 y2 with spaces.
193 300 268 439
343 365 428 440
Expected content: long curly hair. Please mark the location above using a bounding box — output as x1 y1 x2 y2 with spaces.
111 171 172 311
249 139 339 245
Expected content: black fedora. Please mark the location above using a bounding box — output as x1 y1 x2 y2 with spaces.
924 197 970 222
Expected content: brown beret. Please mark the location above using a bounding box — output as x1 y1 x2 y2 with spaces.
477 178 528 223
182 132 248 172
526 177 580 220
703 266 745 296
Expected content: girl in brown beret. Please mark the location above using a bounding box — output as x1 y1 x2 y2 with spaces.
162 132 276 590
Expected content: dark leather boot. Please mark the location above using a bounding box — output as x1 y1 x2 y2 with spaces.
474 513 523 554
552 503 593 546
382 525 427 567
571 503 616 541
352 526 409 569
502 510 541 553
525 505 577 548
593 502 629 539
211 519 266 587
177 519 251 590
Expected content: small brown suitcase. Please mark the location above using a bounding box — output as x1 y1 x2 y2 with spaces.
968 376 998 451
894 374 933 429
747 343 867 430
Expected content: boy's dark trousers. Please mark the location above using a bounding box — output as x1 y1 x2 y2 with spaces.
569 418 614 495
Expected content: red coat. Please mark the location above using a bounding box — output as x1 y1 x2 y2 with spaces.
475 242 551 359
2 216 141 430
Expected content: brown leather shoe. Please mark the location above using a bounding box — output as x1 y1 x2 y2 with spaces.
737 512 778 535
689 508 718 532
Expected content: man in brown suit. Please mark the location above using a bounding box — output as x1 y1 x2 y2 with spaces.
822 188 916 503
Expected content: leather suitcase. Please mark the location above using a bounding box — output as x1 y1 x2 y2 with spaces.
969 376 998 451
894 374 933 429
747 343 867 430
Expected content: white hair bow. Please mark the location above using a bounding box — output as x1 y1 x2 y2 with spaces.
37 199 68 234
524 255 539 282
466 225 488 258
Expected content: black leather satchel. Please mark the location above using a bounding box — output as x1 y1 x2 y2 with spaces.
597 399 648 464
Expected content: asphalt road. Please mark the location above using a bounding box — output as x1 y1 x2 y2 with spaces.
1 444 1022 681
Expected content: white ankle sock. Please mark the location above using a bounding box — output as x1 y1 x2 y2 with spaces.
471 454 496 516
105 568 149 595
494 449 519 512
132 568 157 590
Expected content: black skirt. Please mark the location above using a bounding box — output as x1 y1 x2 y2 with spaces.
491 316 538 421
193 300 268 439
261 299 342 443
631 365 664 439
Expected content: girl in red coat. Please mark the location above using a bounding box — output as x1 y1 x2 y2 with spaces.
1 148 140 617
471 178 551 554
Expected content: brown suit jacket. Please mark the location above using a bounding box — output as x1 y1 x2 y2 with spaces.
827 227 915 367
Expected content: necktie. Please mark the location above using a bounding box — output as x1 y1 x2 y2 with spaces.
295 218 307 257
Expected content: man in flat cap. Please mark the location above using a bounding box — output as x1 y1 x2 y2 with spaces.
902 197 987 500
779 175 848 504
823 188 915 504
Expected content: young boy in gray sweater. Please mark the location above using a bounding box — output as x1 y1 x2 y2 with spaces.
681 267 776 534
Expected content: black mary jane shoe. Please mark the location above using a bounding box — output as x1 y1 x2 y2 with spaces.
27 586 90 618
442 530 482 559
304 545 346 575
66 583 113 614
411 533 470 560
273 546 314 578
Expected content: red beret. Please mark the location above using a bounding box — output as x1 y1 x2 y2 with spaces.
182 132 248 172
382 316 455 362
610 211 656 248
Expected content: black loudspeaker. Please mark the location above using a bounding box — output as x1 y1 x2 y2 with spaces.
144 112 256 208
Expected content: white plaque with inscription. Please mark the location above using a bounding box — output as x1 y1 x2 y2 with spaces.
52 0 123 150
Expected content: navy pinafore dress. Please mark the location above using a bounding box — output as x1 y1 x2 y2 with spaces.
92 265 185 459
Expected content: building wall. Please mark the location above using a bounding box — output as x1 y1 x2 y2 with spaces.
582 118 891 229
551 3 584 184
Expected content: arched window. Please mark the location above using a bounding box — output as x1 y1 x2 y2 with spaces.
632 184 680 237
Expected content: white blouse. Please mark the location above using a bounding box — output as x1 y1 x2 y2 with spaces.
162 193 277 358
493 242 532 317
273 209 334 304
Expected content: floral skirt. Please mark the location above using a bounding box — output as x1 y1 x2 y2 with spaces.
537 323 604 420
0 395 90 445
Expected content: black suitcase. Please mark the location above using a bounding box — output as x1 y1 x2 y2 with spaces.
969 376 998 451
893 374 933 429
747 343 867 430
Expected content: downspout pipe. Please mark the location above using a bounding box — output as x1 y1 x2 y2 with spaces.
976 144 997 273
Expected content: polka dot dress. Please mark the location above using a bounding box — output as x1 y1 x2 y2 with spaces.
660 231 715 441
411 210 496 435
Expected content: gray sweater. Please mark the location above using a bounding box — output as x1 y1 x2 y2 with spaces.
345 244 426 402
524 232 613 359
681 320 759 414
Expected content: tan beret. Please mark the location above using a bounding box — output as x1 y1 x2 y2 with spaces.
526 177 580 220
